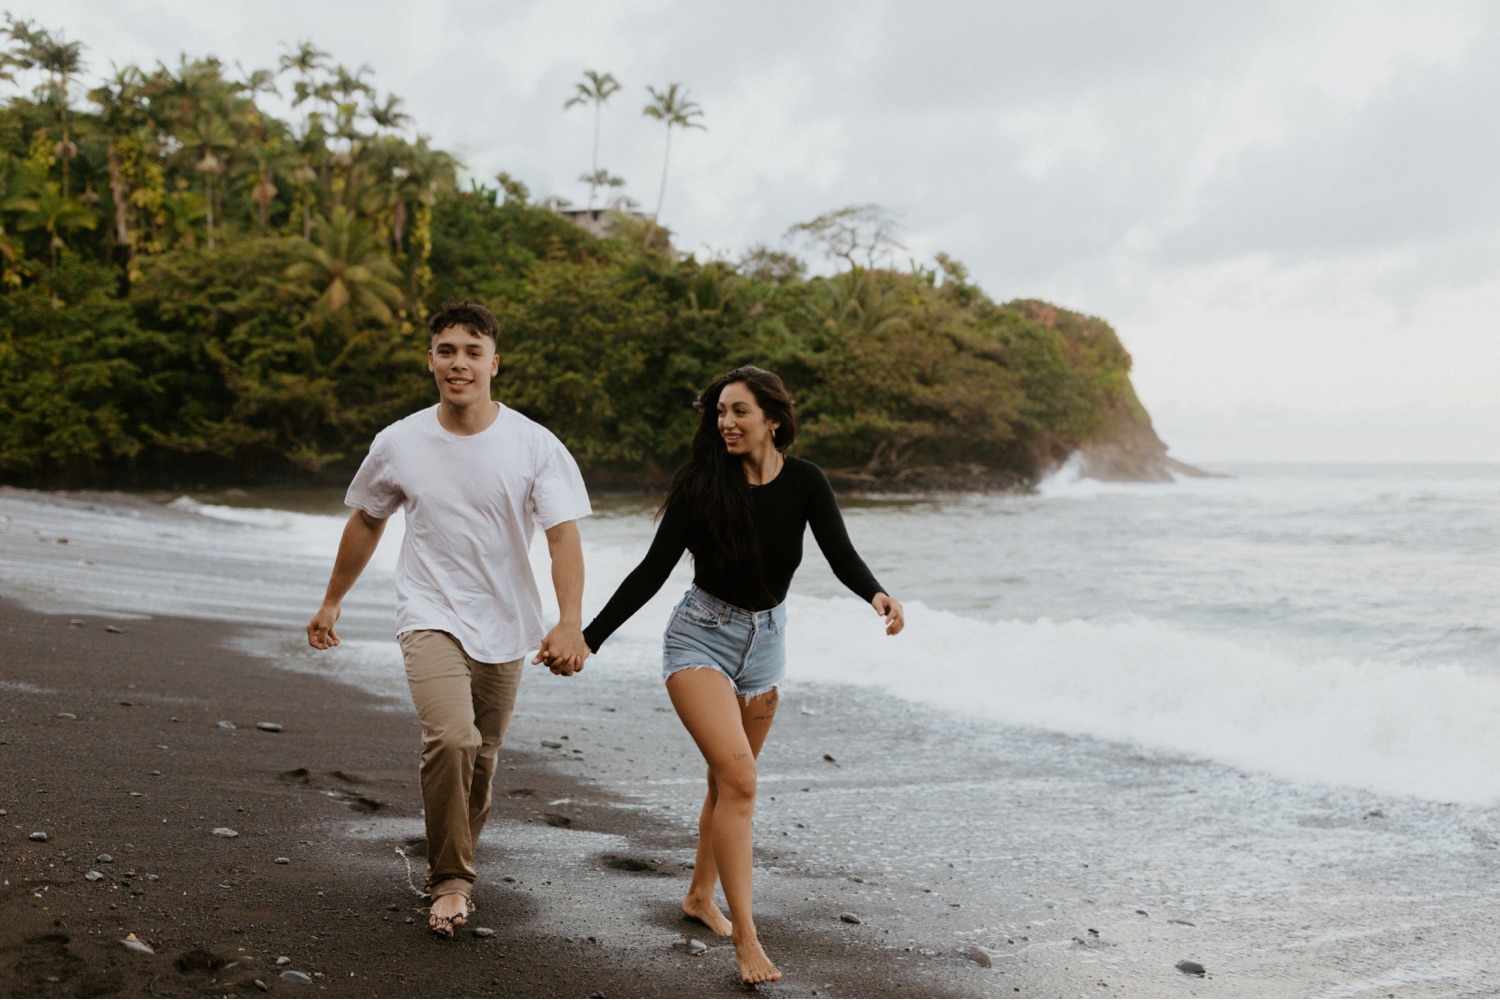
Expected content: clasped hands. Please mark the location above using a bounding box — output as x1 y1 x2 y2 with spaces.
532 622 591 677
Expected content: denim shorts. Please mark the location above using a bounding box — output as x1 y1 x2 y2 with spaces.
662 586 787 699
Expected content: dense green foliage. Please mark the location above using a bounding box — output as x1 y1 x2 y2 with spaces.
0 19 1140 488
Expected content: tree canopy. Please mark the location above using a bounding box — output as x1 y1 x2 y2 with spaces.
0 19 1144 490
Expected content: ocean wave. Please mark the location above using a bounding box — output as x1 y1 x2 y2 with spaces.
785 595 1500 806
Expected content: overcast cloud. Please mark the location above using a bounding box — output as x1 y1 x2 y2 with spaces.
15 0 1500 462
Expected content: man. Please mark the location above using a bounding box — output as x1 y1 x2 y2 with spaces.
306 300 592 937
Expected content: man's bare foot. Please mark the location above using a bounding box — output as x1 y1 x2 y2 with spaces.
733 935 782 984
682 894 732 936
428 893 472 938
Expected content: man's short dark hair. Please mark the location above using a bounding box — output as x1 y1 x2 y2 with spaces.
426 300 499 343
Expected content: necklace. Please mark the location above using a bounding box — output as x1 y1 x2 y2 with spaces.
748 452 783 487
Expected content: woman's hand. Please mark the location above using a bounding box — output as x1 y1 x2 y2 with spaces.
872 593 905 636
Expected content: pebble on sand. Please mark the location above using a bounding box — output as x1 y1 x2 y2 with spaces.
121 933 155 955
211 827 239 838
839 912 863 924
684 938 707 955
276 956 291 966
57 712 77 720
29 831 47 842
97 853 113 863
85 871 104 881
275 856 290 864
1176 959 1207 977
540 739 563 749
256 722 284 732
472 927 495 938
254 980 269 991
105 625 124 634
216 720 237 729
280 970 314 984
968 947 999 968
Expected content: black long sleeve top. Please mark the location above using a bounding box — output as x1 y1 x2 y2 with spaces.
582 457 885 651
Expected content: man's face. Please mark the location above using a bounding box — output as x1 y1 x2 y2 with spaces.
428 325 498 408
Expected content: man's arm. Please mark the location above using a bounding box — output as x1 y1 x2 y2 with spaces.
307 508 388 650
533 519 588 676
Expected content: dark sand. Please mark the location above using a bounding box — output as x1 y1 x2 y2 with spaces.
0 598 997 998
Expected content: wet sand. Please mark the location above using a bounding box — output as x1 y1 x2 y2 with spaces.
0 598 999 998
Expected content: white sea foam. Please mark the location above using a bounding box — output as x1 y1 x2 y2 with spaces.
167 496 406 577
785 594 1500 806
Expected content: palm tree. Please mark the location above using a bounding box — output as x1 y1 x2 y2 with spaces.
810 268 910 340
284 207 404 324
10 180 98 270
178 114 235 249
88 65 145 254
564 70 620 209
0 156 37 272
279 41 329 142
577 168 624 204
641 83 704 245
325 64 375 204
31 29 86 197
0 22 27 90
239 65 278 103
238 138 290 230
368 92 410 134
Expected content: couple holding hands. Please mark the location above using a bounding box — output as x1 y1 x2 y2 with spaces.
306 300 903 985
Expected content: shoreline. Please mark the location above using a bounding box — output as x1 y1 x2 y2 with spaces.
6 482 1500 999
0 597 997 998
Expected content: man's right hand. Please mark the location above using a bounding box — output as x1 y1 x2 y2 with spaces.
307 602 342 650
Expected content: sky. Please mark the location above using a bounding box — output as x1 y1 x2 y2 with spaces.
15 0 1500 463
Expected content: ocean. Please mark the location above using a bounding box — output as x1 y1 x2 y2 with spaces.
3 462 1498 995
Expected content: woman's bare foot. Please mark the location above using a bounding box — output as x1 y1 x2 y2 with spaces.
428 893 471 938
733 934 782 984
682 894 733 936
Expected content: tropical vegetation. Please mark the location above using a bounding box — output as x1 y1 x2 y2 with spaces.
0 19 1147 489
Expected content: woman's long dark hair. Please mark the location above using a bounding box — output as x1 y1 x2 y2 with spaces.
661 366 798 606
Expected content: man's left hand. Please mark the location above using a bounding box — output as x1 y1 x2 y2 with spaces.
534 624 591 676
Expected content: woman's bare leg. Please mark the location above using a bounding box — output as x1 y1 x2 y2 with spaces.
682 686 779 937
683 770 733 934
667 669 782 984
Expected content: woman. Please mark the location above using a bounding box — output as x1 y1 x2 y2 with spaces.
579 366 904 984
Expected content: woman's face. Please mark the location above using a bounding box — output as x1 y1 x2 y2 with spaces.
717 381 778 456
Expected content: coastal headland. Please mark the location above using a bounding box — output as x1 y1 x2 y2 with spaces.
1 20 1191 496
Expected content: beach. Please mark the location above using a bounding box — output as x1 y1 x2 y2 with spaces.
0 596 1009 998
2 481 1499 998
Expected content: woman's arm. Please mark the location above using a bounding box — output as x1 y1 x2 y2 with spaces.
581 502 690 652
803 463 905 635
803 463 883 601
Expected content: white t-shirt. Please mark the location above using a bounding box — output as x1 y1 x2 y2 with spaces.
345 403 592 662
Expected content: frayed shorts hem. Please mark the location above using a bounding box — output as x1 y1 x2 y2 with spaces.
662 663 782 703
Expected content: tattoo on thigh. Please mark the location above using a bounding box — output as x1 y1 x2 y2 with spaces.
733 752 750 761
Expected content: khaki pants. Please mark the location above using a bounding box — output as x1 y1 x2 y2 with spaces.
398 630 523 900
